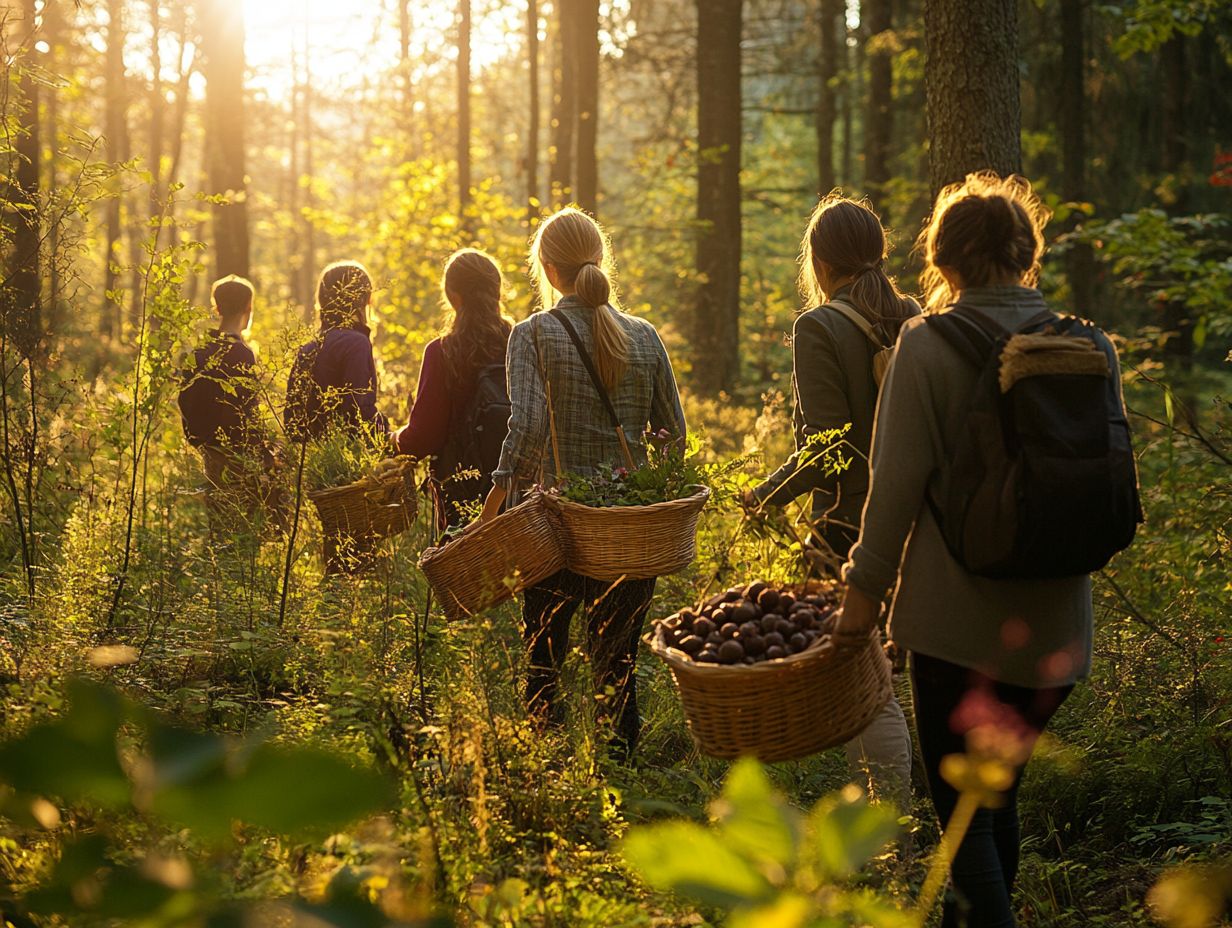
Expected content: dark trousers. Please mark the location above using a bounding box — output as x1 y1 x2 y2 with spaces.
911 652 1073 928
521 569 656 756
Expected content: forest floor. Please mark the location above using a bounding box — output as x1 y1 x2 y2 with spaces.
0 375 1229 927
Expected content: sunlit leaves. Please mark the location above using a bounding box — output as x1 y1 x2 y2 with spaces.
623 758 902 925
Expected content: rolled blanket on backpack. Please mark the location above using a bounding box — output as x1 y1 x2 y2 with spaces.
998 333 1110 393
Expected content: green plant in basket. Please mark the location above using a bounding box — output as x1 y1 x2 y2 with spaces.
558 431 749 508
304 422 393 492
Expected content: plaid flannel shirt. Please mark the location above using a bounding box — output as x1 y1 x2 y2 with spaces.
493 296 687 495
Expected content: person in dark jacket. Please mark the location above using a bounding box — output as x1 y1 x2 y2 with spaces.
179 275 282 525
393 249 513 531
744 196 918 812
285 261 388 440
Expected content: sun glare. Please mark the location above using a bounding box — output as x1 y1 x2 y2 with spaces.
240 0 517 100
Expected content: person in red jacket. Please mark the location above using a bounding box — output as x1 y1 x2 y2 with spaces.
393 249 513 530
285 261 388 441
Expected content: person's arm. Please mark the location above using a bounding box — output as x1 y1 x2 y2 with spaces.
492 321 549 492
841 323 940 605
648 327 687 442
394 341 451 457
752 313 851 508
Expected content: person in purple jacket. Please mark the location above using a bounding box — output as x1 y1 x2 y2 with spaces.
285 261 389 441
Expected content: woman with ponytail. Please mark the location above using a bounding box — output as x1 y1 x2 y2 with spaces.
393 249 513 530
744 194 917 811
837 174 1125 927
285 260 388 440
480 207 686 758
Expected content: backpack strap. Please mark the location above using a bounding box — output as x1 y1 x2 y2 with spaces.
550 308 622 430
828 298 887 350
927 304 1056 369
548 308 636 470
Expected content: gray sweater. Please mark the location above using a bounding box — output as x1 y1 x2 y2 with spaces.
845 286 1105 688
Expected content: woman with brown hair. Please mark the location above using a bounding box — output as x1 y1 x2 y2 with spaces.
744 194 918 810
478 207 687 758
393 249 513 530
285 260 388 440
837 173 1129 927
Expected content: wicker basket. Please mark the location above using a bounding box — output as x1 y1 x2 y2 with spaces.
650 623 892 763
308 460 418 570
544 486 709 581
418 491 566 621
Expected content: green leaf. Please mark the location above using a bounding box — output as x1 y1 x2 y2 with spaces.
622 820 775 908
0 679 130 807
149 738 394 841
807 786 899 879
711 758 800 872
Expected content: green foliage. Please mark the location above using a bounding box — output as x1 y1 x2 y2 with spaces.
304 423 392 492
1074 210 1232 346
557 432 747 508
622 758 906 927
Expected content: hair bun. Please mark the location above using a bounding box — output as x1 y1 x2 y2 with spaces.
984 196 1018 251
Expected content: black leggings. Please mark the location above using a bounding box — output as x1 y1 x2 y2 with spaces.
911 652 1073 928
521 569 656 756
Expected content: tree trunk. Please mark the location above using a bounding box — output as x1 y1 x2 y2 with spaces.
1059 0 1094 315
864 0 893 205
1160 35 1191 367
574 0 600 214
841 20 853 186
816 0 842 195
149 0 165 217
550 1 577 205
924 0 1020 195
527 0 540 218
200 0 250 279
298 20 317 322
694 0 742 395
103 0 126 337
43 0 60 329
5 0 41 358
457 0 472 218
161 9 194 252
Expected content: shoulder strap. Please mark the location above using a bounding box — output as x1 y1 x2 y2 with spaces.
828 299 887 351
549 308 622 431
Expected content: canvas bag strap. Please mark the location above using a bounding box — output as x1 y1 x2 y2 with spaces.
828 298 887 350
549 308 636 470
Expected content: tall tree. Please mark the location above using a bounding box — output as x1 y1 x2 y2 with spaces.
924 0 1020 194
550 1 577 204
42 0 61 326
816 0 842 195
864 0 893 205
574 0 600 213
457 0 472 218
103 0 127 336
5 0 41 357
1059 0 1094 314
695 0 743 394
200 0 250 279
149 0 165 219
527 0 540 218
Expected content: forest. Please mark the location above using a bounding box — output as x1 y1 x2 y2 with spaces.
0 0 1230 925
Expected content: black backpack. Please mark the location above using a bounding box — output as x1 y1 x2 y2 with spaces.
433 362 511 522
925 304 1142 579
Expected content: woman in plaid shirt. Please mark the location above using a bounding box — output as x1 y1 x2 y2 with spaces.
480 207 687 758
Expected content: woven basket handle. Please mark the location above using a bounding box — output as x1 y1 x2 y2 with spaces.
549 309 637 472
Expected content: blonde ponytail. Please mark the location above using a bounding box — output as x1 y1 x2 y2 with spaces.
530 208 630 390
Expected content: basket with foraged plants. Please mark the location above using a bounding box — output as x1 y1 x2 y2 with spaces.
304 425 417 572
544 429 726 580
